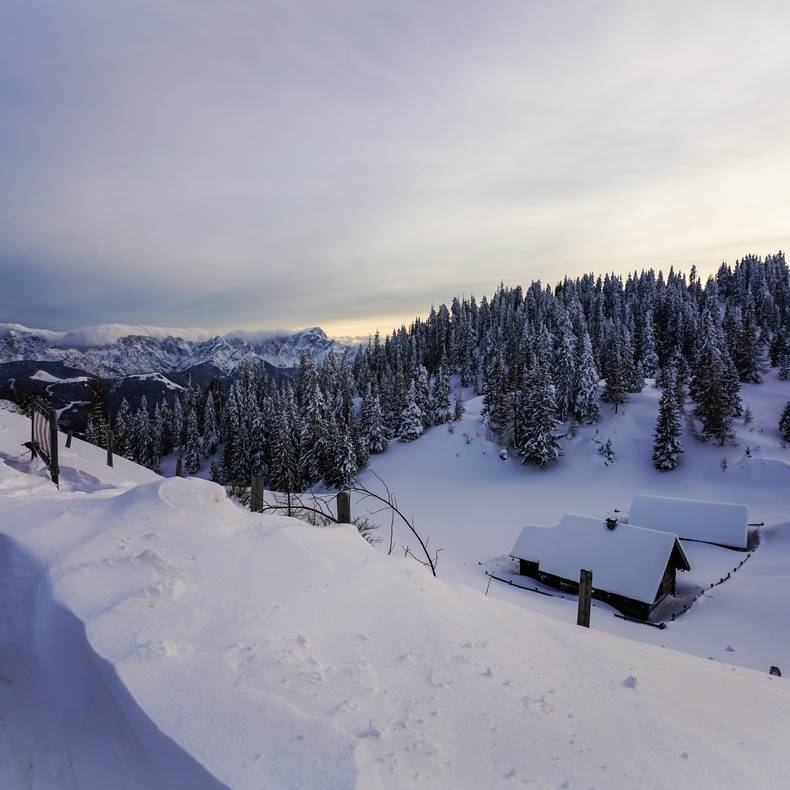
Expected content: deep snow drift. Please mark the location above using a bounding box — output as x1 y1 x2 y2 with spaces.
1 404 789 789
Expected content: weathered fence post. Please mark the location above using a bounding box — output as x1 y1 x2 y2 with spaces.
65 430 73 448
337 490 351 524
175 455 183 478
577 568 593 628
106 430 114 467
250 475 265 513
48 408 59 487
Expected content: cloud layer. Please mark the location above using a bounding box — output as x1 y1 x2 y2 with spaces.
2 1 789 337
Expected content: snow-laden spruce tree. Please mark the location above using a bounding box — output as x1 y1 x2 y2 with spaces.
148 402 164 474
639 311 659 377
553 323 577 422
431 356 451 425
300 383 326 485
414 365 431 427
129 396 151 466
516 365 560 468
733 302 764 383
171 396 184 452
201 393 220 458
690 312 742 445
327 420 358 489
398 381 424 442
652 368 683 470
220 386 241 484
602 336 628 413
87 371 109 448
113 397 132 458
362 387 388 454
453 396 465 421
779 401 790 442
182 405 202 475
270 403 297 492
574 331 600 424
352 417 369 470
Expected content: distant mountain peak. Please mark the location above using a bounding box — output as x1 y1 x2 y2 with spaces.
0 323 346 376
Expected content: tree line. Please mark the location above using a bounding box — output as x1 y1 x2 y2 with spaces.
86 251 789 484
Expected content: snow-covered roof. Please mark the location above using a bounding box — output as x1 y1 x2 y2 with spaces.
629 494 748 549
511 514 689 605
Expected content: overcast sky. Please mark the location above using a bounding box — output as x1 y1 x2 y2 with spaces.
2 1 789 340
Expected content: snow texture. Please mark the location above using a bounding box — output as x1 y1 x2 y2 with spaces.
2 407 789 789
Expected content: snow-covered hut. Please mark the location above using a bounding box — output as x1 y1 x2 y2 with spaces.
628 495 749 550
510 514 690 620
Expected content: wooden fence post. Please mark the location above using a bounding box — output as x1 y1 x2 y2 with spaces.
106 430 114 468
250 476 265 513
175 455 183 478
577 569 593 628
337 490 351 524
48 408 59 487
65 430 73 448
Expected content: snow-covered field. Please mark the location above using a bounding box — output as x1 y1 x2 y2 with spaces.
353 373 790 676
1 392 789 789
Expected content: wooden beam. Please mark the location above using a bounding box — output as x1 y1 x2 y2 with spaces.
577 569 593 628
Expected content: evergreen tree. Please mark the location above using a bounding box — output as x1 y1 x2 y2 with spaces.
113 398 132 458
602 338 628 413
270 404 297 492
453 396 465 421
780 401 790 442
639 312 659 377
516 366 561 468
326 420 357 489
85 416 102 447
220 386 241 484
147 402 163 474
431 356 451 425
362 388 388 453
652 368 683 470
182 405 201 475
574 331 600 424
690 314 742 445
201 392 220 458
398 381 424 442
553 325 577 422
414 365 431 427
130 397 151 466
171 396 184 452
87 371 110 448
300 383 326 484
733 304 764 383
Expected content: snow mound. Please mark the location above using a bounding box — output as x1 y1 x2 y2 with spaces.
1 408 789 789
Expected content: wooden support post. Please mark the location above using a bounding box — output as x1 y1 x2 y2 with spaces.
65 430 73 448
48 408 59 487
175 455 183 478
250 476 265 513
577 569 593 628
337 490 351 524
106 430 114 468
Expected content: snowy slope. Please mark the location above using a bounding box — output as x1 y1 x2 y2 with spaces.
1 406 789 789
353 372 790 674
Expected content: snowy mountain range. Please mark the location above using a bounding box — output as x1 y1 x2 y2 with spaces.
0 323 346 376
